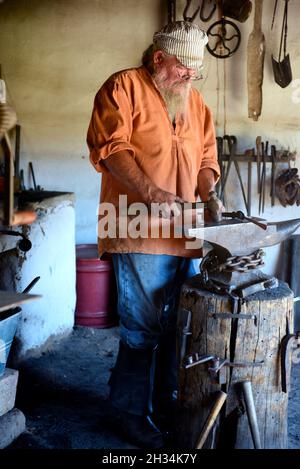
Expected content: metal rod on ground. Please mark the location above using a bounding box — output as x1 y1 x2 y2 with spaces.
196 391 227 449
240 380 262 449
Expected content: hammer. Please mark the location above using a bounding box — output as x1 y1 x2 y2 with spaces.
196 391 227 449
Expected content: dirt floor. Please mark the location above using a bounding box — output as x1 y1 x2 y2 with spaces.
4 325 300 451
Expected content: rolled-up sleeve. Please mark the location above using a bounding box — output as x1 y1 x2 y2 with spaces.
199 104 220 181
87 77 135 173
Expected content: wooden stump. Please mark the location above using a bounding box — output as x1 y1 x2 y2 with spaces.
176 274 294 449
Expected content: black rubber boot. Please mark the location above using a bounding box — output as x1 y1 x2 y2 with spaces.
152 331 178 440
108 341 164 449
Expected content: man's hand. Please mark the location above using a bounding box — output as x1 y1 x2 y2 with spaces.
205 191 224 223
103 151 186 219
148 187 186 218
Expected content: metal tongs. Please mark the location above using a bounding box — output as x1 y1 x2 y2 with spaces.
222 211 267 230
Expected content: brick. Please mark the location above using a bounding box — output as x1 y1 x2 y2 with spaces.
0 408 26 448
0 368 18 417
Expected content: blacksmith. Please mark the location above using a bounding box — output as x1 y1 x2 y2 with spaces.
87 20 222 448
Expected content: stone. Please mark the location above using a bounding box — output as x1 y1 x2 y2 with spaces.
0 368 18 417
0 408 26 448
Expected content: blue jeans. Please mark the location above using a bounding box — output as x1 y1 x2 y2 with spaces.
112 253 197 350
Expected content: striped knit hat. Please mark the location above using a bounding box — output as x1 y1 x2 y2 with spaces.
153 21 208 71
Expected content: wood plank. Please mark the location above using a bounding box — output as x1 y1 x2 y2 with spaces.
0 290 41 313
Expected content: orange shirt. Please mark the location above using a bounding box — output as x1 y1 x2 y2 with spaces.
87 66 220 258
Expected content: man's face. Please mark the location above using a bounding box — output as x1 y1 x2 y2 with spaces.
153 51 199 95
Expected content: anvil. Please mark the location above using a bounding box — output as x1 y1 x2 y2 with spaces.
185 218 300 256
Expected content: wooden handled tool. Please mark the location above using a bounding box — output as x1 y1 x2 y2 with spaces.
196 391 227 449
247 0 265 121
240 381 262 449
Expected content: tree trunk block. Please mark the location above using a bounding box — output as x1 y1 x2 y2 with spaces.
176 275 294 449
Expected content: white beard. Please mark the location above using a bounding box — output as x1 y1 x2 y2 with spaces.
153 69 191 123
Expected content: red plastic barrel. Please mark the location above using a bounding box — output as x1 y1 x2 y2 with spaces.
75 244 118 328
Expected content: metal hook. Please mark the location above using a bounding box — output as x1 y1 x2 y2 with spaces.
183 0 201 22
200 0 216 22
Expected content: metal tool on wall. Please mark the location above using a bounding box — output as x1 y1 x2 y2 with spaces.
281 331 300 393
29 162 37 191
275 167 300 207
244 148 254 216
270 144 277 206
271 0 292 88
221 135 248 213
216 135 297 214
206 2 241 59
216 136 225 199
256 136 262 192
260 140 268 214
183 0 216 23
247 0 265 121
222 0 252 22
167 0 176 23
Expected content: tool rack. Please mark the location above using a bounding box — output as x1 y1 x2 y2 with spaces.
217 144 297 216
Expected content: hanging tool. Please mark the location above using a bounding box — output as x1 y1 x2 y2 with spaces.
270 145 276 206
259 141 266 214
206 19 241 58
29 162 37 191
183 0 201 22
275 168 300 207
221 135 248 214
222 211 267 230
256 136 262 193
239 380 262 449
14 124 21 182
271 0 278 30
245 148 253 216
222 0 252 23
280 332 300 393
183 0 216 23
167 0 176 23
271 0 292 88
262 141 268 213
196 391 227 449
19 169 25 191
200 0 216 21
247 0 265 121
216 136 224 199
206 0 241 59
